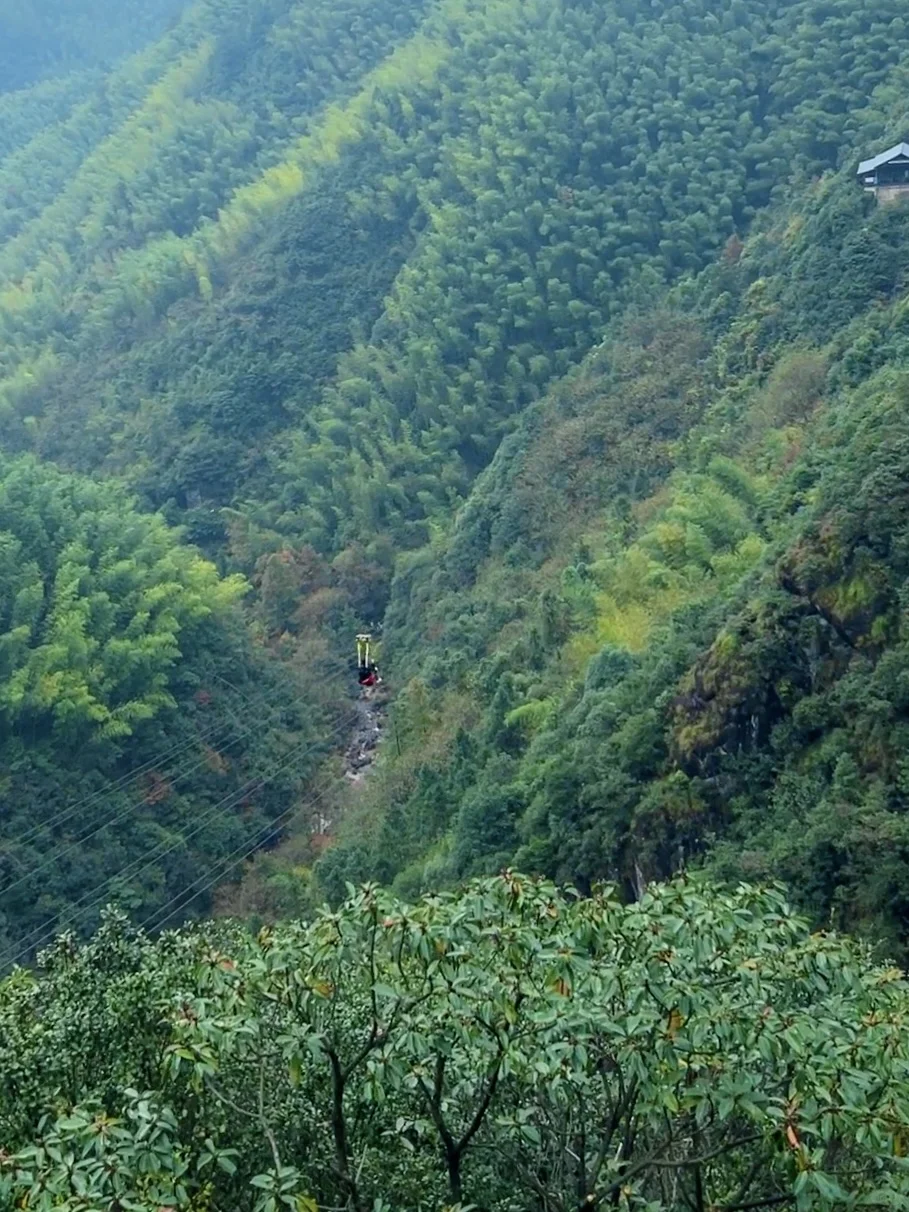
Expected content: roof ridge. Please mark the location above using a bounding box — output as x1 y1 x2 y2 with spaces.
858 141 909 175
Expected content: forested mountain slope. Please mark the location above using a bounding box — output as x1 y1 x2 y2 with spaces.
9 2 909 1203
5 0 909 959
319 169 909 959
0 453 346 964
0 0 188 93
3 0 908 559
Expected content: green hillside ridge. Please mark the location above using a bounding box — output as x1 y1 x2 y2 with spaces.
0 453 347 963
0 0 188 93
3 0 909 554
315 171 909 960
3 0 909 963
7 1 909 1203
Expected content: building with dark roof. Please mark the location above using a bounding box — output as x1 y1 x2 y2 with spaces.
858 143 909 204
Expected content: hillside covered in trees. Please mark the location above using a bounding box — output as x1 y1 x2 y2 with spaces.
2 0 909 1014
9 0 909 1204
0 0 188 93
0 451 351 964
323 171 909 962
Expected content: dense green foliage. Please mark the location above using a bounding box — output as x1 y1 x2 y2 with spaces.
319 169 909 960
4 874 909 1211
0 454 342 964
6 0 909 975
0 0 188 93
0 452 246 744
4 0 909 555
10 4 909 1203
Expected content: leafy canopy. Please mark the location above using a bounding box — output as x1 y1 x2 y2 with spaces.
3 875 909 1212
0 453 246 747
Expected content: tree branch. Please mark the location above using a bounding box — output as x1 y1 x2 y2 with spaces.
456 1056 503 1155
601 1130 765 1202
258 1055 282 1173
327 1045 363 1212
720 1195 793 1211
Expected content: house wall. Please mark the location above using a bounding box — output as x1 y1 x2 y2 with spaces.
877 163 909 185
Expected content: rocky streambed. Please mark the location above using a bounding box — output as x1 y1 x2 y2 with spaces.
343 689 387 782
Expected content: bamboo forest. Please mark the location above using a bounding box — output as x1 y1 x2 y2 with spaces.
5 0 909 1207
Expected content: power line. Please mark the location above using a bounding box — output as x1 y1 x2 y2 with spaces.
10 710 236 853
0 686 351 970
1 723 250 900
141 677 381 935
140 769 343 936
1 705 356 973
1 666 348 900
2 724 337 972
7 658 342 857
